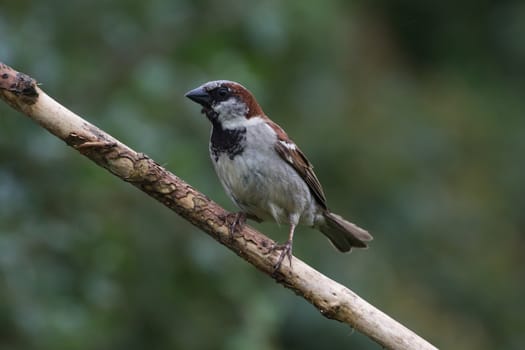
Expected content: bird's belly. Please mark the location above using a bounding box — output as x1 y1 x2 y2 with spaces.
213 151 317 225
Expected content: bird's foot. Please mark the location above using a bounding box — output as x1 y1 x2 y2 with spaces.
222 212 247 242
270 240 293 272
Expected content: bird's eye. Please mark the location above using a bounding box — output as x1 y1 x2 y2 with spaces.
216 86 229 99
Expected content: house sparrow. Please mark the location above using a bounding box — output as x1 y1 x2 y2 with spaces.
185 80 372 270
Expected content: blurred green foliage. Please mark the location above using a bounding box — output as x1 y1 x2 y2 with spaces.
1 1 524 349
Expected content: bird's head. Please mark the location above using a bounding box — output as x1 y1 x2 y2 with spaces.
185 80 264 128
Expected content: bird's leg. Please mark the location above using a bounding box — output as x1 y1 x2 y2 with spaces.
272 223 296 272
227 212 247 239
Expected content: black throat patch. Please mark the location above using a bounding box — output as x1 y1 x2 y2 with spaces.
210 122 246 161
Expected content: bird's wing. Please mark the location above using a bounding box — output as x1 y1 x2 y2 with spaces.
268 120 328 209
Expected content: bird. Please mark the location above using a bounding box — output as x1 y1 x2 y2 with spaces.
185 80 372 270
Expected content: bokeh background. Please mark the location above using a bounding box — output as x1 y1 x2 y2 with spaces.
1 1 524 349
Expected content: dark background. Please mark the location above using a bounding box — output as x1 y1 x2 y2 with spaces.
1 1 524 349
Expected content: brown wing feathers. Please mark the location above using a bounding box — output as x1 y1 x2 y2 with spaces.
269 121 328 210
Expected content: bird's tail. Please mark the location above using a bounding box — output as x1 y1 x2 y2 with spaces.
319 211 373 252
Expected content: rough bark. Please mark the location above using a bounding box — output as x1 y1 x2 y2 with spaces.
0 62 438 350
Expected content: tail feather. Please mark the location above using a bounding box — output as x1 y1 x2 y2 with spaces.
319 212 373 252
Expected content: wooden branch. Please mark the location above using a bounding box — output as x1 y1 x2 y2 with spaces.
0 62 438 350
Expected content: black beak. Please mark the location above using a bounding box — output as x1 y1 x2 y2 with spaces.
185 86 211 107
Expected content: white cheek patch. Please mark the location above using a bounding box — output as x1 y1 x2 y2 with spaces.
214 98 248 118
214 98 253 129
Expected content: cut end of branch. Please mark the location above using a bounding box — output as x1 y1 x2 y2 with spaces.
0 62 39 109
